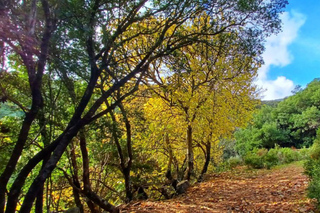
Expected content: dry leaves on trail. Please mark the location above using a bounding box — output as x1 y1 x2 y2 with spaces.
121 163 317 212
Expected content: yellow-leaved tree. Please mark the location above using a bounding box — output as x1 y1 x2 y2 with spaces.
143 16 260 182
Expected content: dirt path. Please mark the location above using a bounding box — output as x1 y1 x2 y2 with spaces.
121 163 317 212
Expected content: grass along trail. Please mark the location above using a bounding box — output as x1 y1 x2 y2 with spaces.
121 162 317 212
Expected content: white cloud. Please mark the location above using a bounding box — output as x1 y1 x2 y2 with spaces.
256 76 295 100
256 11 306 100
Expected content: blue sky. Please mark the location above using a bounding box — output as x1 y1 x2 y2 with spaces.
256 0 320 100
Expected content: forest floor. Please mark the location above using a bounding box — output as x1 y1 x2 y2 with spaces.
121 162 318 212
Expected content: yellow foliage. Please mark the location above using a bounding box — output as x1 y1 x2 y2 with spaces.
139 19 259 176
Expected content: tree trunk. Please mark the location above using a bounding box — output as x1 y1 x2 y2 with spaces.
0 1 54 211
5 135 62 213
70 142 84 213
79 130 97 213
164 134 178 189
72 185 84 213
108 101 133 202
198 141 211 182
35 109 52 213
184 124 193 180
0 102 41 213
35 156 50 213
123 168 132 202
19 125 81 212
118 103 133 202
165 134 173 181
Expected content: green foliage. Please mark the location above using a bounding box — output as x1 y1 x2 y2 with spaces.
0 105 24 174
227 156 243 168
244 149 266 169
235 127 262 156
235 105 291 156
305 128 320 207
215 155 243 172
304 158 319 180
305 156 320 208
235 79 320 153
243 146 307 170
220 139 238 160
278 148 299 164
0 103 24 119
299 146 310 159
276 79 320 147
264 149 279 169
0 0 290 211
307 173 320 208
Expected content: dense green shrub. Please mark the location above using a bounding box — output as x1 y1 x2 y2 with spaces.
308 177 320 206
278 148 300 164
305 158 319 178
305 157 320 207
227 156 243 168
215 156 243 172
244 149 265 169
305 129 320 207
244 148 279 169
243 147 308 170
299 146 310 160
264 149 279 169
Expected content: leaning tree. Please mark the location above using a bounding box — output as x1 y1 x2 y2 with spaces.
0 0 288 212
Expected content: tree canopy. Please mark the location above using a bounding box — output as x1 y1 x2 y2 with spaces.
0 0 288 212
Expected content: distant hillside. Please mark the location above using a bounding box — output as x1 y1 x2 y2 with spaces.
261 98 284 107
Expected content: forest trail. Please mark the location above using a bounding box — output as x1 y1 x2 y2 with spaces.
121 163 317 212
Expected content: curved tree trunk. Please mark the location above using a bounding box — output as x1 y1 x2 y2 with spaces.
0 0 54 211
0 11 54 213
5 134 63 213
198 141 211 182
109 101 133 202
